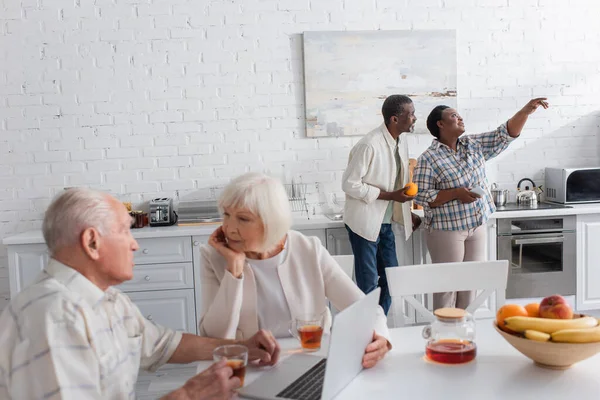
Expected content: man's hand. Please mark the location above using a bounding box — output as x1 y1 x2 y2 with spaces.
389 187 416 203
243 329 280 367
455 188 480 204
362 332 390 369
411 213 422 231
161 360 239 400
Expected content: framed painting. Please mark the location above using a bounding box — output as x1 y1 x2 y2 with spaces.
303 30 457 137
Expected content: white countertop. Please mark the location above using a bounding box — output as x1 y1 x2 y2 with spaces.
488 203 600 219
5 204 600 246
1 215 346 245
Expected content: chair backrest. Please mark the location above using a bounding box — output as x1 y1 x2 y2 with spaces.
332 254 355 281
385 260 508 327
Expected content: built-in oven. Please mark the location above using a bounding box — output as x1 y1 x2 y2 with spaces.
497 216 576 299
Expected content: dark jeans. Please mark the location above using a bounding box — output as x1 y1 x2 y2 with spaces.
345 224 398 315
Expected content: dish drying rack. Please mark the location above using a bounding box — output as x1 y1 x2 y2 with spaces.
284 181 309 216
185 182 309 217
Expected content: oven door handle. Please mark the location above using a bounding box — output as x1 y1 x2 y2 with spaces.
512 236 564 245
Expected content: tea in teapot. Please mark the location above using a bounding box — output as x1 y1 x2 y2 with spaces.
422 308 477 364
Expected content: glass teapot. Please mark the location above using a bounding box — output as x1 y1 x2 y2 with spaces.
422 308 477 364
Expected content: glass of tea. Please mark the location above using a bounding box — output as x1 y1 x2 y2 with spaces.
422 308 477 365
289 312 325 351
212 344 248 386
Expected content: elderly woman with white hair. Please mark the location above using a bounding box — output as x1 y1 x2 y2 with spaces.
199 172 391 368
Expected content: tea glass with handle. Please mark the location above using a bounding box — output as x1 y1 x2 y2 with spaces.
289 312 326 352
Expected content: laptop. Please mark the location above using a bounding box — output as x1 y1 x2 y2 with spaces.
239 288 381 400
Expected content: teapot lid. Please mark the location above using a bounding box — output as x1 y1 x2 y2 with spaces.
434 308 466 321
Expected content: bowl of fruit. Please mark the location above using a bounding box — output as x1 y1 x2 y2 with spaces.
495 294 600 369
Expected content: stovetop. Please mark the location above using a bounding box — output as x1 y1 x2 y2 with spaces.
494 202 573 212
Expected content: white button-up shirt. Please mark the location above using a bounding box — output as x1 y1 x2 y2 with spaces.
342 123 412 242
0 259 182 400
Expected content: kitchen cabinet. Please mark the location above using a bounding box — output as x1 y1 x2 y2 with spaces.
118 262 194 292
6 236 198 335
134 237 192 264
487 220 498 261
576 214 600 310
326 227 353 255
390 224 417 325
127 236 197 334
297 229 327 248
7 243 49 294
128 289 196 333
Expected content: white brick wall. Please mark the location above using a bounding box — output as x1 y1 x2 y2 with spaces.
1 0 600 308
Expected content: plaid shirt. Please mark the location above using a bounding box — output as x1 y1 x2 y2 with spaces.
413 123 515 231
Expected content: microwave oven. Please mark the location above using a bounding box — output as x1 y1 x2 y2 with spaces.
545 167 600 204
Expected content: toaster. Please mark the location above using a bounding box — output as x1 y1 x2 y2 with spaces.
149 198 178 227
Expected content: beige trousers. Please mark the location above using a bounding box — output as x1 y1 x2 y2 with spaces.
425 225 487 311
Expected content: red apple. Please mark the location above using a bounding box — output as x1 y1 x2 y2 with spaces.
539 294 573 319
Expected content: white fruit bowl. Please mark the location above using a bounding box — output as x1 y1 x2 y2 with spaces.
494 322 600 369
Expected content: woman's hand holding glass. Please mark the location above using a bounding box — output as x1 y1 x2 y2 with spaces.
208 226 246 279
362 332 391 369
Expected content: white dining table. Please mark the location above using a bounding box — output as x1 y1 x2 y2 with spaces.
152 320 600 399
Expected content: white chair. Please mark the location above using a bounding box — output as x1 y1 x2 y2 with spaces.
332 254 355 281
385 260 509 327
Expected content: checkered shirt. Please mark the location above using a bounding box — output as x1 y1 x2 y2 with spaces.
413 123 515 231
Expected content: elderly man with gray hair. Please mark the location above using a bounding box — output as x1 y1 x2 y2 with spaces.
0 188 280 400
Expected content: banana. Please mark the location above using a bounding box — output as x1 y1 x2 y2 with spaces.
524 330 551 342
503 316 598 334
551 326 600 343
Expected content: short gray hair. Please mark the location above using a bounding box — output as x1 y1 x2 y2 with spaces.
42 188 116 255
218 172 292 252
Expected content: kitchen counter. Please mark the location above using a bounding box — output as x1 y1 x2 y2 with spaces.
2 215 347 245
489 203 600 219
5 204 600 245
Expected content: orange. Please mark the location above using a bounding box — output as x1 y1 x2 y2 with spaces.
525 303 540 318
496 304 528 333
404 182 418 196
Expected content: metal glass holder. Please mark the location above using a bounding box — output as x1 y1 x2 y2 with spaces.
284 183 309 216
189 182 310 217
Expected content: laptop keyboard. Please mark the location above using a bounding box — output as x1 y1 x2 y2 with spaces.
276 358 327 400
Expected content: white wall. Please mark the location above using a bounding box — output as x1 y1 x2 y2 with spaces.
1 0 600 307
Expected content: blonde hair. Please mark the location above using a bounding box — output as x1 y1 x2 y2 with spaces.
218 172 291 252
42 188 115 255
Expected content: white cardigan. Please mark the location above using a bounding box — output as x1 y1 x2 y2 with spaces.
198 230 390 341
342 123 412 241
